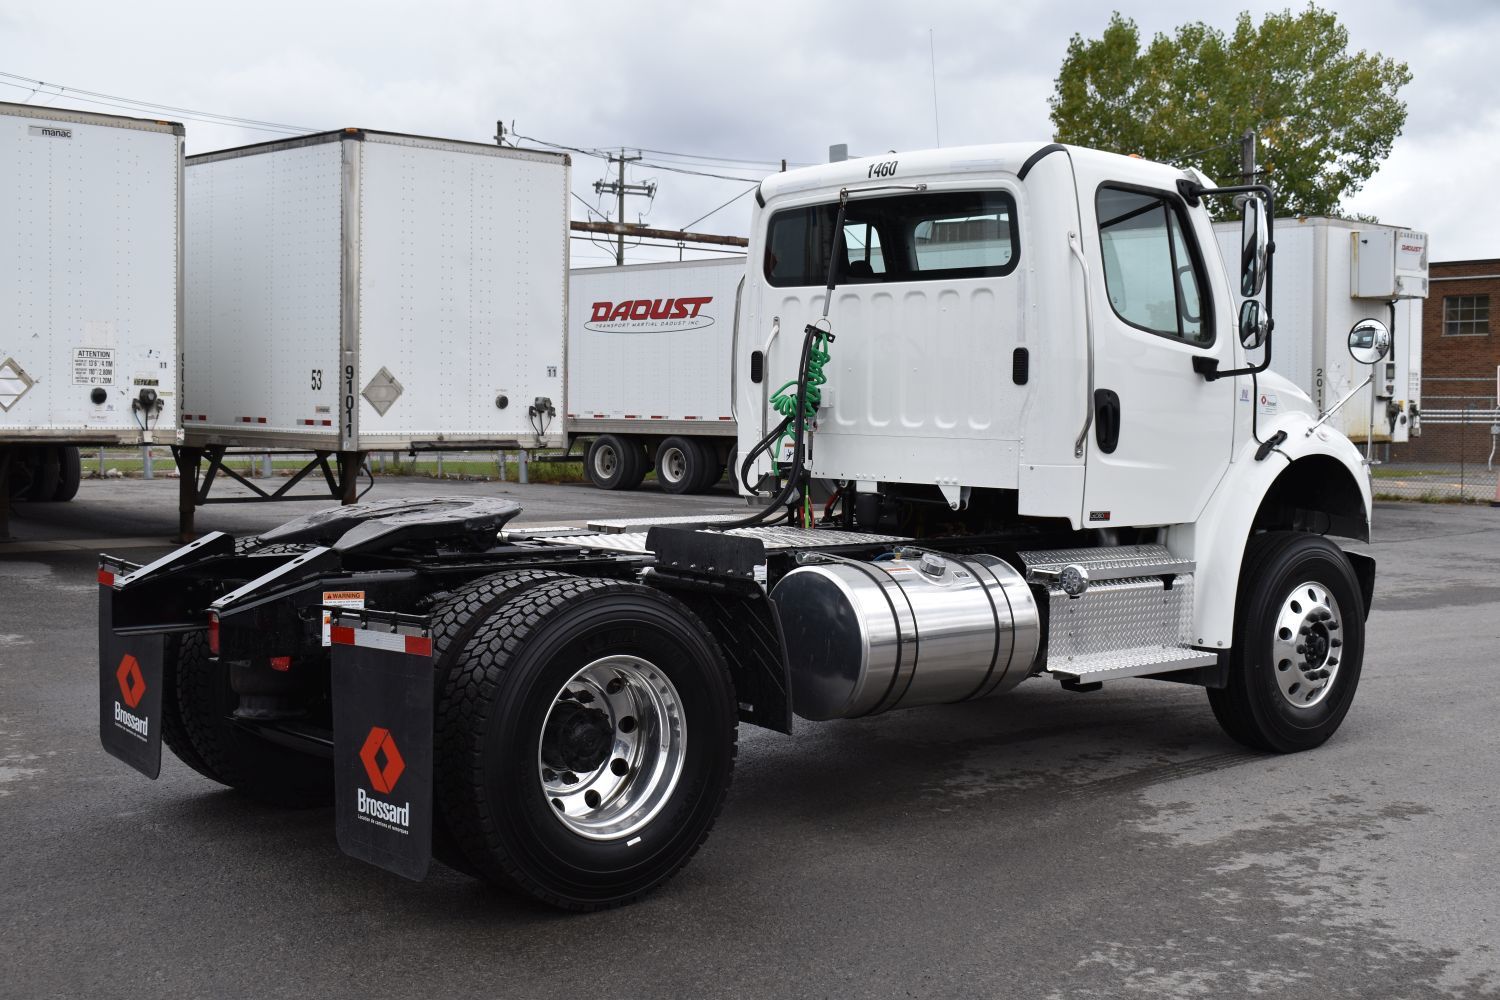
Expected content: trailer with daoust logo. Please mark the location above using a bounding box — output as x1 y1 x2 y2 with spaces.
566 258 743 492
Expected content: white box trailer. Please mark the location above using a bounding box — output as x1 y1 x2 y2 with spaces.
0 101 181 510
566 258 743 492
1214 217 1427 446
182 129 569 464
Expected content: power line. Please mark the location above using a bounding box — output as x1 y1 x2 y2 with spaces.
681 184 757 231
0 70 317 134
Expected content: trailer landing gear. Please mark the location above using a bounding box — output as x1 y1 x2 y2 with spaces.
173 445 372 541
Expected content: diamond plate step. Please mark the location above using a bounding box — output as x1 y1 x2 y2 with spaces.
1020 544 1194 584
1047 644 1219 684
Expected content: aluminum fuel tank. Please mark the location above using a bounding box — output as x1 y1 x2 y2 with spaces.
771 551 1041 721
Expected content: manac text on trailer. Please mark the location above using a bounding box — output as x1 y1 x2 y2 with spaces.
100 141 1390 910
174 128 569 536
1 101 181 534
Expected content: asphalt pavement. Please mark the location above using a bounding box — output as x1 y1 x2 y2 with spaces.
2 481 1497 999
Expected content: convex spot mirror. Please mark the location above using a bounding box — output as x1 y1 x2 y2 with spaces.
1239 196 1268 297
1238 300 1267 350
1348 318 1391 365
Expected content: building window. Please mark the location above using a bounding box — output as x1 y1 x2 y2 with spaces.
1443 295 1490 336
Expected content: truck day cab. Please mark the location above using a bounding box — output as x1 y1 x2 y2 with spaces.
98 141 1387 911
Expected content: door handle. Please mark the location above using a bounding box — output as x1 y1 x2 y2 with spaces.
1094 389 1121 454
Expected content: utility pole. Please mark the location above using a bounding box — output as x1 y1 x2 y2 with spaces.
1240 128 1257 186
593 149 655 265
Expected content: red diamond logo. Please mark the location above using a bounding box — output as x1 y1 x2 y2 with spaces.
116 654 146 709
358 726 405 794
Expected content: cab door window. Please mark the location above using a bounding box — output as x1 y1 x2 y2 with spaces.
1096 186 1212 345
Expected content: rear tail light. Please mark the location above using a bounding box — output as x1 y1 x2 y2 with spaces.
269 656 291 672
207 612 220 655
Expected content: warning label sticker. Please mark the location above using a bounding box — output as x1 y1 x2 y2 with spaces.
322 591 366 646
72 348 115 385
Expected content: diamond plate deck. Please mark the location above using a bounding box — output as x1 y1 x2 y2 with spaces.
533 525 910 555
1020 544 1194 583
586 514 749 534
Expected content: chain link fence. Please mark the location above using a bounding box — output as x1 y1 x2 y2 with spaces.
1377 395 1499 503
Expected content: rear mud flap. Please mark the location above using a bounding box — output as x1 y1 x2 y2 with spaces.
98 580 165 779
330 612 434 881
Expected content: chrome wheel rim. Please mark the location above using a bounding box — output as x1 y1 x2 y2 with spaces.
662 447 688 484
537 655 686 840
592 444 619 481
1271 580 1344 709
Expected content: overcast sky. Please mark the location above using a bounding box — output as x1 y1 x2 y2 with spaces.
3 0 1495 265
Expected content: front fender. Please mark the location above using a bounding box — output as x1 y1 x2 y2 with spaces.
1167 412 1372 649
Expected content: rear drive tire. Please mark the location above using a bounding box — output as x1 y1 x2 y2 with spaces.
656 436 708 495
423 569 573 873
52 446 82 502
585 435 646 491
436 577 737 910
1208 532 1365 753
173 630 332 807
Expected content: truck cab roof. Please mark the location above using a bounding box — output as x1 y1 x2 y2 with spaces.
755 142 1203 204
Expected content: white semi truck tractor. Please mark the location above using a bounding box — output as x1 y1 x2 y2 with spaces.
97 142 1386 910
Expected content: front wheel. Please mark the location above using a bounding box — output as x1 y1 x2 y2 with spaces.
1209 532 1366 753
436 577 737 910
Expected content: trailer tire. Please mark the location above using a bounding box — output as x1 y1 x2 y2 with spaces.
585 435 646 491
436 576 737 910
1208 532 1365 754
52 446 82 502
656 436 709 495
23 447 61 502
173 630 333 806
689 439 723 493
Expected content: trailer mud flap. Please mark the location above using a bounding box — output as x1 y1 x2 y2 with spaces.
98 583 166 779
330 614 434 881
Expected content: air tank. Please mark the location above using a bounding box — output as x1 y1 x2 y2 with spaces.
771 551 1041 721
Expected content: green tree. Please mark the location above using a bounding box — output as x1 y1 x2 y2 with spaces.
1048 6 1411 217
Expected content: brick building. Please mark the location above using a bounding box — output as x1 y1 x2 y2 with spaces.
1392 259 1500 463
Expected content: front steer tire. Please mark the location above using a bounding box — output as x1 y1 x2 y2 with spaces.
1209 531 1366 754
436 576 737 910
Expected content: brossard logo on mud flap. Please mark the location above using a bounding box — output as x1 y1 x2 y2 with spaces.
355 726 411 833
112 655 150 741
585 296 714 333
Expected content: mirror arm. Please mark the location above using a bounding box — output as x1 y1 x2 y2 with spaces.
1184 181 1276 381
1306 373 1374 437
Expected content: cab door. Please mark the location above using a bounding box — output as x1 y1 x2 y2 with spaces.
1077 173 1236 527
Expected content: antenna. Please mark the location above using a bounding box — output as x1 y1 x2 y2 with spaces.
929 29 941 147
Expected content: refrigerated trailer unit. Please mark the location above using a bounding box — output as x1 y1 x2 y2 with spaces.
566 258 743 492
1213 217 1427 447
0 101 181 528
176 129 569 531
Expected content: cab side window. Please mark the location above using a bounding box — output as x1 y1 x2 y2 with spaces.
1096 186 1211 345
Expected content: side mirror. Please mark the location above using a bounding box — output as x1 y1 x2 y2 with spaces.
1347 318 1391 365
1239 196 1268 297
1238 300 1266 350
